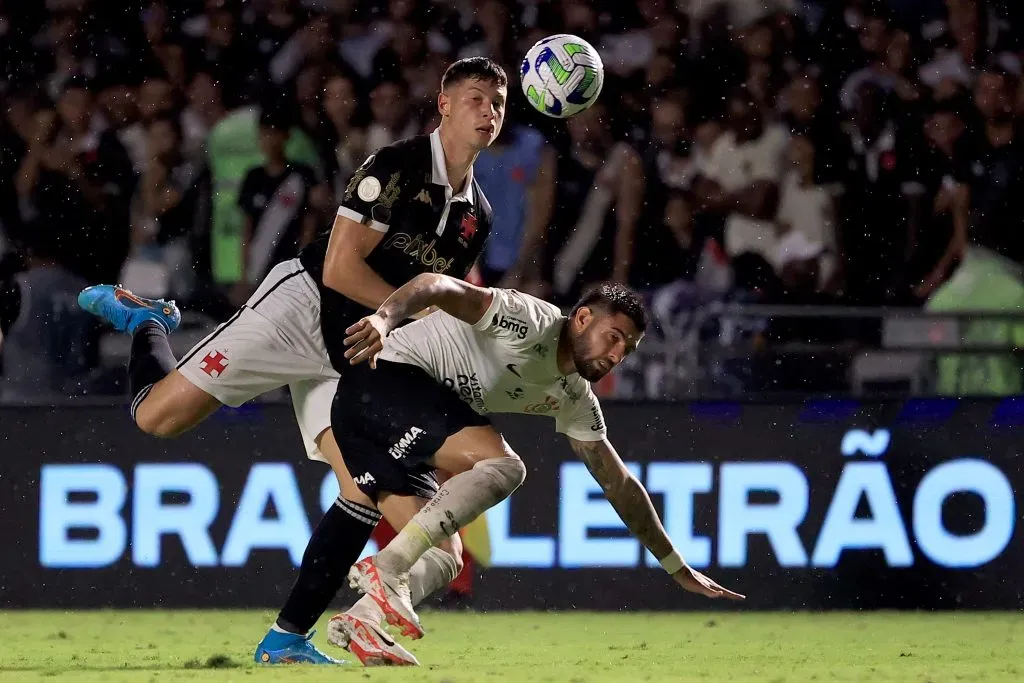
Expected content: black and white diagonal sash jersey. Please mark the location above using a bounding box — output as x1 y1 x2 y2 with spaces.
247 170 309 284
238 163 317 285
300 128 494 372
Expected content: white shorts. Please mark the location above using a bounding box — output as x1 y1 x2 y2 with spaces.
177 259 339 463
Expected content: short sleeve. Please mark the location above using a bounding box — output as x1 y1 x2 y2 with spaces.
556 383 607 442
337 149 403 233
471 288 563 349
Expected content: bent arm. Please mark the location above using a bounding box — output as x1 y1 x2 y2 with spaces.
321 213 399 309
376 273 494 329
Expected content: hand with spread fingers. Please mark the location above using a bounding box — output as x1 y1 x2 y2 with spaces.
343 313 391 368
672 566 746 601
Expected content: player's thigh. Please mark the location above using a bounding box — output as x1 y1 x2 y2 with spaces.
170 260 332 426
430 424 519 475
133 369 223 437
291 377 341 462
332 360 491 499
314 427 376 509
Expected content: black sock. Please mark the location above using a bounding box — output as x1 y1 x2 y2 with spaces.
276 496 381 634
129 321 178 419
0 277 20 336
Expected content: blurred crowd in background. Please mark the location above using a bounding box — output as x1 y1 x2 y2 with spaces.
2 0 1024 402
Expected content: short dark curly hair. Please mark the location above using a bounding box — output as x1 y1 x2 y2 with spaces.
571 283 648 333
441 57 508 91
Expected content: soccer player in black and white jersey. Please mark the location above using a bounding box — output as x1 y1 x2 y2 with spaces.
77 57 508 666
334 276 745 654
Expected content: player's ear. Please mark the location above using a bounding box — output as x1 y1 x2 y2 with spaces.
574 306 593 329
438 90 450 117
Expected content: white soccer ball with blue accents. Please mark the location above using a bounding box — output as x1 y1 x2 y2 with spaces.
520 34 604 118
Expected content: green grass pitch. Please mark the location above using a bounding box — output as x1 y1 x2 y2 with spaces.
0 610 1021 682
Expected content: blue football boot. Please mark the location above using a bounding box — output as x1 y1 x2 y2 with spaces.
78 285 181 335
254 628 348 665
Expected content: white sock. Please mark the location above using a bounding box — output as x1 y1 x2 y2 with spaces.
377 457 525 574
409 546 460 605
347 547 459 624
272 622 303 636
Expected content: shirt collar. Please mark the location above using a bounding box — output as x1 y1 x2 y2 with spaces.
429 127 474 203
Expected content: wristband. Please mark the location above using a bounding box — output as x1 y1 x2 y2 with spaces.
658 549 685 574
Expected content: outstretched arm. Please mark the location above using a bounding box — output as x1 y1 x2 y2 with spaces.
343 274 494 366
568 436 745 601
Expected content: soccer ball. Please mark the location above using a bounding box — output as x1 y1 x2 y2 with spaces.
520 34 604 118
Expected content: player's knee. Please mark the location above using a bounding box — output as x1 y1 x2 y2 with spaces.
474 454 527 497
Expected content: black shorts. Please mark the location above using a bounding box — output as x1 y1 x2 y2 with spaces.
332 360 491 500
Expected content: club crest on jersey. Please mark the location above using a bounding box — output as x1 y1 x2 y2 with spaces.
524 395 560 414
200 350 229 378
459 213 478 246
382 232 454 273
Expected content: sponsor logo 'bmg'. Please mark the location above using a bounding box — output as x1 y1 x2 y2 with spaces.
493 314 529 340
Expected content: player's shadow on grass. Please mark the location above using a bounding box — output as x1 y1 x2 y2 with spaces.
5 654 242 672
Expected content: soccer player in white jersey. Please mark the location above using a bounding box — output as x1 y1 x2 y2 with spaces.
327 274 744 652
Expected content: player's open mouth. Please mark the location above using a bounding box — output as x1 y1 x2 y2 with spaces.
476 126 495 135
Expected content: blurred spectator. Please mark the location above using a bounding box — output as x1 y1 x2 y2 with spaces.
126 115 211 301
15 77 135 284
181 70 228 162
186 3 260 109
0 234 95 402
834 82 919 304
204 97 320 289
366 77 419 154
235 107 321 306
138 75 179 123
966 68 1024 264
319 70 367 206
0 88 43 247
779 70 845 183
905 95 971 300
96 75 147 172
840 25 922 111
696 87 788 278
541 101 644 304
636 91 701 288
473 122 555 288
776 134 839 292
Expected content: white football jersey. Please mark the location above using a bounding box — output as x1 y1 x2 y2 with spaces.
378 288 607 442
